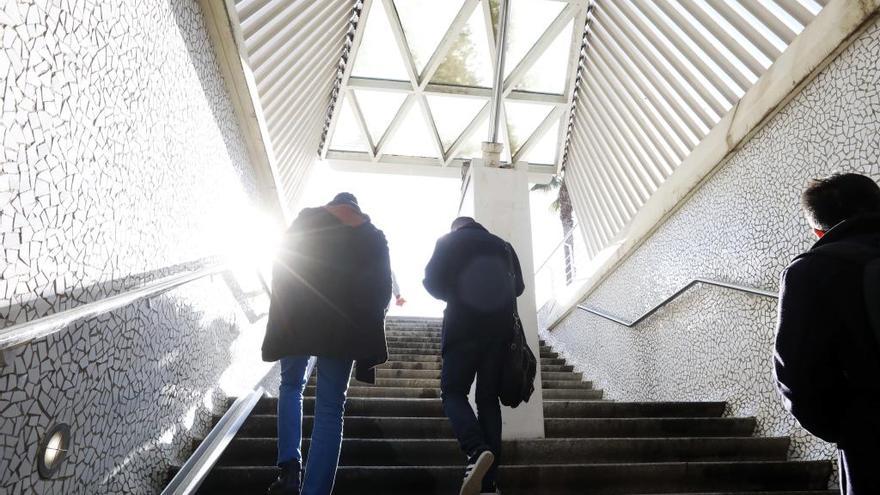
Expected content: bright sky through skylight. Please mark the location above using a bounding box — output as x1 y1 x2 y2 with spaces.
331 0 577 167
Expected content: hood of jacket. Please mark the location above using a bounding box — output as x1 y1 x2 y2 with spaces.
323 204 369 227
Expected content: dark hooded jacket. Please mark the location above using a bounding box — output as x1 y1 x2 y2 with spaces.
423 222 525 350
774 214 880 447
262 204 391 383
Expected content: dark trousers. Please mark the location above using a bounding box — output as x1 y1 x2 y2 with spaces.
840 444 880 495
440 338 507 489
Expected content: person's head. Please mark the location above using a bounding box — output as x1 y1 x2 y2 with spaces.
450 216 475 232
328 192 360 210
801 173 880 238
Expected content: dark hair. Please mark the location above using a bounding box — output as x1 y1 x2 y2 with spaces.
801 173 880 230
450 216 475 231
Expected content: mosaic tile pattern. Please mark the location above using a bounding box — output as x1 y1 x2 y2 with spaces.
1 0 270 492
545 16 880 477
0 0 257 326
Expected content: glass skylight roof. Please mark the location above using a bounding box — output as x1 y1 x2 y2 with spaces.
327 0 584 167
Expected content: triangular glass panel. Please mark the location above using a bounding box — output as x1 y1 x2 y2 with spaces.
505 101 555 155
430 4 493 88
490 0 565 77
352 89 407 144
395 0 463 75
351 0 411 81
330 95 371 152
521 117 561 165
383 103 440 158
514 19 573 95
426 95 487 152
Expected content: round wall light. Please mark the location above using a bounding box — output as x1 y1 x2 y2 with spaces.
37 423 71 479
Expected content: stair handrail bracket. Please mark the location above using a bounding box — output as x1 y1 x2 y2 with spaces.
0 264 226 350
577 278 778 328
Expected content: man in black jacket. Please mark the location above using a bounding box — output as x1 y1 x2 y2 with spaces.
424 217 525 495
262 193 391 495
774 173 880 495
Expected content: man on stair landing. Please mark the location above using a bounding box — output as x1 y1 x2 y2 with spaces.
774 173 880 495
262 192 392 495
423 216 525 495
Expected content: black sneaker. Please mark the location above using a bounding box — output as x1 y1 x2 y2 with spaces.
267 459 302 495
480 481 501 494
460 450 495 495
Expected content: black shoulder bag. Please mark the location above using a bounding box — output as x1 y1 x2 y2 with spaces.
499 244 537 408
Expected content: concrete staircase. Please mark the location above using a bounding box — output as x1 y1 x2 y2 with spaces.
191 317 834 494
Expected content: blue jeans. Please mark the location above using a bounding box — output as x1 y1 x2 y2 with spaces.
277 355 354 495
440 339 507 490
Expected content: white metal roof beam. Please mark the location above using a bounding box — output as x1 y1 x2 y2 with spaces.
591 17 699 150
346 77 568 104
602 1 719 129
585 42 680 173
588 34 689 163
322 0 372 159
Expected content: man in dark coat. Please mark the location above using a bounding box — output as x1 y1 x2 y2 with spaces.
424 217 525 495
262 192 391 495
774 173 880 495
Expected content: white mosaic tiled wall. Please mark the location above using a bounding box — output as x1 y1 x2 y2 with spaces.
1 0 273 492
544 16 880 467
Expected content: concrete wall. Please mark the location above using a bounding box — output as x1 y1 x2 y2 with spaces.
543 16 880 466
1 1 274 492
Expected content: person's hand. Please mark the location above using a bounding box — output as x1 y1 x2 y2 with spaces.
395 296 407 306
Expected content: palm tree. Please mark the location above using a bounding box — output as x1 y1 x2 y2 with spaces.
532 174 576 284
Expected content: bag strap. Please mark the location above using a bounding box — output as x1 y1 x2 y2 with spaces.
503 243 517 299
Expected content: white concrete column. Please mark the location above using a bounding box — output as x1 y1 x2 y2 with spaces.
460 159 546 440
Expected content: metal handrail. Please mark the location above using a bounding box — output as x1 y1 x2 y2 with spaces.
534 223 579 275
0 264 226 349
577 278 778 327
162 387 265 495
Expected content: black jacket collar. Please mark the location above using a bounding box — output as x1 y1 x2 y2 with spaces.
812 213 880 249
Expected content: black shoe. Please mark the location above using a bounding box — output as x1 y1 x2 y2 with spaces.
267 460 302 495
480 481 501 494
460 449 495 495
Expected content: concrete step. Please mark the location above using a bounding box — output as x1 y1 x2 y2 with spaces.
231 415 758 439
214 437 791 467
541 351 559 359
385 348 441 358
544 417 758 438
305 386 605 400
306 386 442 399
541 364 574 373
387 342 442 351
540 389 605 400
314 375 591 390
541 357 566 365
242 397 727 418
379 361 570 373
316 377 442 388
375 368 441 380
385 335 440 343
387 354 441 363
541 379 592 389
379 360 441 370
541 371 583 381
195 461 831 494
